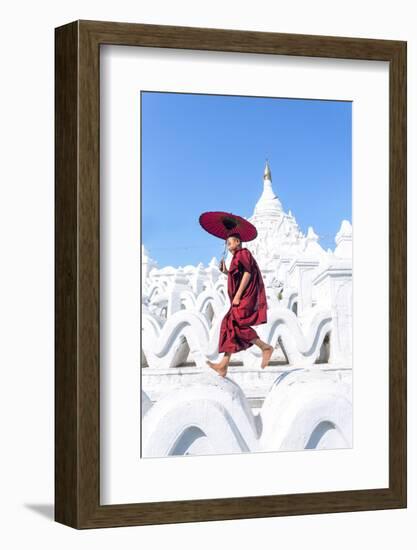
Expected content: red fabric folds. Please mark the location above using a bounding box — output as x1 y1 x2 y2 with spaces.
218 247 268 353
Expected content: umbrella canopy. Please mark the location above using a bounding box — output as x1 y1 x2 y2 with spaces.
198 211 257 242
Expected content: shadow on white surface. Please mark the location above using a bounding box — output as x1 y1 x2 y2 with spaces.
24 504 54 521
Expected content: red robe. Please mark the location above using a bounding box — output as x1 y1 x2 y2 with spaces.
218 247 268 353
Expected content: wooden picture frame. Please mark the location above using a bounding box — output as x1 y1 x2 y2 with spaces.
55 19 407 529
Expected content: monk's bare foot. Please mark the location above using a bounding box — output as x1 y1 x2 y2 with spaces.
206 360 227 377
261 345 273 369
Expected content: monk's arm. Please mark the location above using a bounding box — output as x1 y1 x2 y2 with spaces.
220 260 229 275
235 271 251 299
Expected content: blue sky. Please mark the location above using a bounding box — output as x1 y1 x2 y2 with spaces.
141 91 351 268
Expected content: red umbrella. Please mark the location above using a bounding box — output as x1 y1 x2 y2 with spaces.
199 211 257 242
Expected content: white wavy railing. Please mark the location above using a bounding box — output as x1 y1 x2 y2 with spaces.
144 278 284 319
141 304 333 369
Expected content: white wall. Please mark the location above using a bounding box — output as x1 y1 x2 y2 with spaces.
0 0 414 547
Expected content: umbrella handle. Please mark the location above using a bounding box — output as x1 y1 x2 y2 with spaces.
219 242 227 271
221 241 227 260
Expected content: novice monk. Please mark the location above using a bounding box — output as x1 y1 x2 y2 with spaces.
207 233 273 377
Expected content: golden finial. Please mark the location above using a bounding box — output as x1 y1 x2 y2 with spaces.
264 158 272 181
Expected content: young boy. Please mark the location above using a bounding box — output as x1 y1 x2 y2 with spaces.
207 233 273 377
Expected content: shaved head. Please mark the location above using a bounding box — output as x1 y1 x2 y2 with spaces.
226 233 242 254
227 233 241 244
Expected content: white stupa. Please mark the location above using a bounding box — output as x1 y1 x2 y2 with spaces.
244 160 307 266
252 159 284 217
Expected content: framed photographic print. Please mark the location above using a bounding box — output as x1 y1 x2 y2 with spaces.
55 20 407 529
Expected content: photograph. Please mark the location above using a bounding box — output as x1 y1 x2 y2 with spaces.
0 0 410 540
50 12 406 530
140 91 353 458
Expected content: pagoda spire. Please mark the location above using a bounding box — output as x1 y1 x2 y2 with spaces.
252 159 282 217
264 158 272 181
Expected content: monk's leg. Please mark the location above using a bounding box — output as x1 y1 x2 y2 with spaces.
206 352 232 377
250 338 273 369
